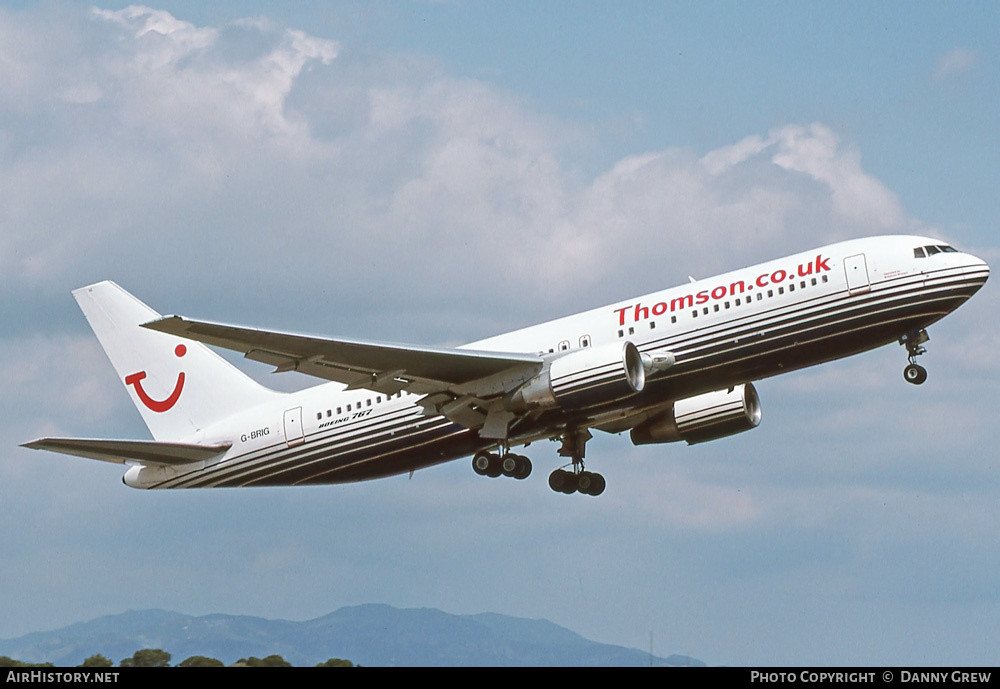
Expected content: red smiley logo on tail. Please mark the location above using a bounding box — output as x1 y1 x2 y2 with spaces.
125 344 187 413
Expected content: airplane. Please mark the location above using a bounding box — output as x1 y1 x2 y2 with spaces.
23 235 989 495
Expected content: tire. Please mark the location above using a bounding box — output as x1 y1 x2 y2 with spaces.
548 469 568 492
514 455 532 480
548 469 575 493
904 364 927 385
485 455 503 478
501 454 519 477
472 452 492 476
589 473 606 496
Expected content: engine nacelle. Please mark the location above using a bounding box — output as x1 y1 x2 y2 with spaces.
123 462 202 489
630 383 762 446
504 341 647 412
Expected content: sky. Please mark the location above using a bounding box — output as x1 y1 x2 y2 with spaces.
1 1 998 666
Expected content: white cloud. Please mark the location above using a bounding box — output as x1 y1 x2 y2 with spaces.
933 47 980 79
769 124 906 230
699 134 768 176
92 5 218 68
0 5 996 667
89 5 337 141
0 6 927 343
0 335 126 435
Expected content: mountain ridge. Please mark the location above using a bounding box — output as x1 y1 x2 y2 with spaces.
0 604 705 667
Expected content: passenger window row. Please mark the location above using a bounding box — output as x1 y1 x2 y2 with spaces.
316 391 406 421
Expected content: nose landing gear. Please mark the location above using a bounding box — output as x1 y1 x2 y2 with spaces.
900 329 929 385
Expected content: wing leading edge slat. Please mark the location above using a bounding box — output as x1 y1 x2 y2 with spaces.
143 315 543 396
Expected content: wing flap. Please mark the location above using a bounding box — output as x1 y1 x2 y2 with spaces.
22 438 231 466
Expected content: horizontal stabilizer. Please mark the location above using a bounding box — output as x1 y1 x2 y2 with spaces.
22 438 231 466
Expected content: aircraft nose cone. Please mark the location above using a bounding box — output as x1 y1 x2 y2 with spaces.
963 253 989 290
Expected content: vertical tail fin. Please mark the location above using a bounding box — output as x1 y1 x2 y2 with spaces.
74 282 281 441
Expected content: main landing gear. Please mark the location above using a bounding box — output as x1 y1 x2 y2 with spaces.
548 428 606 497
470 427 607 496
548 467 606 496
472 450 532 480
900 329 929 385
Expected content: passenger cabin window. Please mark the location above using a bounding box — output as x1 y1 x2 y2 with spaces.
580 335 591 348
558 340 570 351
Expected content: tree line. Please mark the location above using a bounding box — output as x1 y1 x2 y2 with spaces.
0 649 354 667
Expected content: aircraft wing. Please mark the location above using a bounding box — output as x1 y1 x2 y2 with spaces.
143 316 544 435
21 438 232 466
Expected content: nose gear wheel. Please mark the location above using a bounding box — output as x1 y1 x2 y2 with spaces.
899 329 930 386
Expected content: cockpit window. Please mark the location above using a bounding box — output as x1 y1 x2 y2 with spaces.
915 244 958 258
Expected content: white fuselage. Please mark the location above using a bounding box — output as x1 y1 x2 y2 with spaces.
125 235 988 488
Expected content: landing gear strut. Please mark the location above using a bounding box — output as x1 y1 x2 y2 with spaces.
900 329 929 385
471 428 607 496
548 428 606 496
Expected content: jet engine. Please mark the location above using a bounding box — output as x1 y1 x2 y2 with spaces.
630 383 762 445
504 341 661 412
123 462 201 489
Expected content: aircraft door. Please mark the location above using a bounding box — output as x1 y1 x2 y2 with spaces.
283 406 305 447
844 253 870 295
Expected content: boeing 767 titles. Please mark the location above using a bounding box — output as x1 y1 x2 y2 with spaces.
23 235 989 495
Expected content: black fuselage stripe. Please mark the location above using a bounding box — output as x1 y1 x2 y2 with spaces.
150 271 984 488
